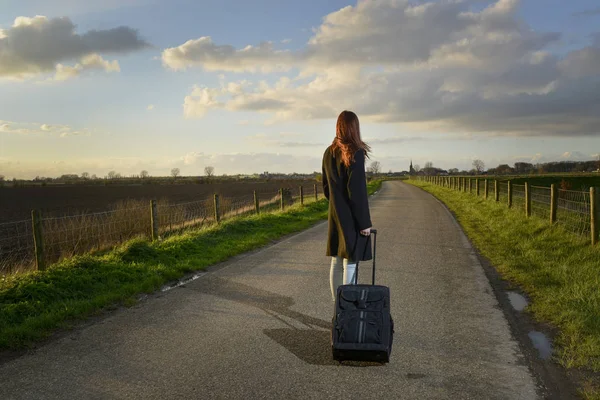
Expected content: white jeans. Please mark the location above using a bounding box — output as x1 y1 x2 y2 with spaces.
330 256 357 301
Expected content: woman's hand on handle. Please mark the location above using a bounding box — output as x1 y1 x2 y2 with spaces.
360 227 371 236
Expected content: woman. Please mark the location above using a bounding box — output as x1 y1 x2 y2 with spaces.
322 110 373 302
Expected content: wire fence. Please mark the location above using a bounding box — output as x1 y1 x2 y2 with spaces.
498 182 509 204
0 219 35 274
512 184 526 209
417 176 598 244
1 184 322 275
557 189 591 236
158 197 214 238
531 186 552 221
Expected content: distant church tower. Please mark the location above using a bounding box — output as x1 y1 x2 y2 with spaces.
409 159 416 175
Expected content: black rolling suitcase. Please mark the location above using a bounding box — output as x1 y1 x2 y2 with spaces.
331 229 394 363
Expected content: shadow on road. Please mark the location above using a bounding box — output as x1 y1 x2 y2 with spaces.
188 275 384 367
263 328 337 366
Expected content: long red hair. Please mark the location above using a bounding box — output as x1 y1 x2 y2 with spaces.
331 110 370 167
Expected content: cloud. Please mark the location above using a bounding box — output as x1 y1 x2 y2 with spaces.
558 46 600 78
54 54 120 81
162 37 293 73
559 151 589 161
0 119 91 137
183 86 225 118
170 0 600 137
2 151 327 180
163 0 555 72
245 132 325 148
0 15 149 79
59 130 91 138
176 151 322 174
182 152 204 165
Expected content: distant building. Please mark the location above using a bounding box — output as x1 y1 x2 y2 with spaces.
409 160 416 175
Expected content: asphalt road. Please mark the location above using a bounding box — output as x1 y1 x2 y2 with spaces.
0 181 541 399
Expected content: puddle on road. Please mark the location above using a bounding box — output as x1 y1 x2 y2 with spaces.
161 273 206 292
506 291 528 311
528 331 553 360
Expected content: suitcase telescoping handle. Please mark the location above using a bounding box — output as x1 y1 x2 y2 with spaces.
371 228 377 285
354 228 377 285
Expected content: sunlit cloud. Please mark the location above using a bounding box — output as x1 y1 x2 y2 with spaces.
165 0 600 137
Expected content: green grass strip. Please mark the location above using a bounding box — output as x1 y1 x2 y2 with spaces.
0 180 382 350
407 179 600 398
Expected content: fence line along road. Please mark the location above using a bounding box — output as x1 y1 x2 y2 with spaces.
416 176 600 246
0 184 323 275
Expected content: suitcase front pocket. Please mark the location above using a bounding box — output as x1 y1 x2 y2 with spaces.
338 288 385 311
336 311 383 345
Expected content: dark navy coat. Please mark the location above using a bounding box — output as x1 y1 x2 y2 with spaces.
322 146 373 262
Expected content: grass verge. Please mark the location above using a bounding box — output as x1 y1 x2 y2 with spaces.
407 179 600 399
0 180 382 351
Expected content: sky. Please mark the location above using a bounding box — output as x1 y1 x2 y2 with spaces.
1 0 600 179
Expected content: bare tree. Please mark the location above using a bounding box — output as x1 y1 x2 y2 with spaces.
413 164 421 173
171 168 180 178
140 170 149 179
472 159 485 174
204 166 215 177
107 171 117 179
368 161 381 175
424 161 433 169
81 172 89 180
91 174 97 180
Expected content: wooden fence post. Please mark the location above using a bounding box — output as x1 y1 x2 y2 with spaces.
254 190 260 214
300 185 304 206
494 180 499 202
550 184 557 224
31 209 45 271
525 183 531 217
214 194 221 223
314 183 318 201
508 181 513 208
591 187 599 245
280 188 284 211
484 179 489 200
476 179 480 196
464 178 467 193
150 199 159 241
